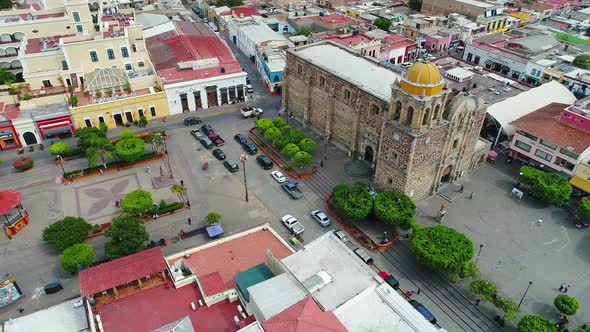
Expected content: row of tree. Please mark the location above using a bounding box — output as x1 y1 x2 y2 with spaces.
517 294 580 332
256 118 315 169
519 166 572 204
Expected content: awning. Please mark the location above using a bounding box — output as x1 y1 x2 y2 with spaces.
0 190 21 215
570 175 590 194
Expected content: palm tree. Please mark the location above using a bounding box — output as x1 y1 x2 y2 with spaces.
0 69 15 85
85 135 114 168
147 132 164 153
170 183 186 202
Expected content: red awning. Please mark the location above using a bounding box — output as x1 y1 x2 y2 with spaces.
0 190 21 215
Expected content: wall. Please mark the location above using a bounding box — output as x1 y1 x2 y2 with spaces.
422 0 487 18
509 131 578 174
462 43 527 78
560 109 590 132
19 94 67 108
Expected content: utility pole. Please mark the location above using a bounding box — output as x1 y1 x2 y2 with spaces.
240 154 249 202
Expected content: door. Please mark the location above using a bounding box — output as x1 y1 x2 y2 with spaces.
441 165 452 183
138 109 144 117
364 146 374 163
180 94 189 112
125 112 133 123
193 91 202 109
85 119 92 127
23 132 37 145
232 35 237 44
206 88 218 107
113 114 124 126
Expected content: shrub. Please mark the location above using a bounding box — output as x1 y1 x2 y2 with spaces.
577 198 590 220
280 125 292 135
105 215 149 260
121 190 154 215
206 212 222 225
274 136 290 150
13 157 33 171
517 315 556 332
121 129 135 139
92 224 102 234
139 116 148 127
264 127 282 142
42 216 91 251
469 279 497 302
272 117 287 128
298 138 316 153
283 143 300 158
21 93 31 100
60 244 95 273
255 119 274 133
519 166 572 204
374 190 416 230
156 202 184 214
286 129 305 144
115 137 145 162
293 151 313 169
70 95 78 107
554 294 580 316
332 182 373 221
411 225 474 274
48 142 72 156
497 297 520 320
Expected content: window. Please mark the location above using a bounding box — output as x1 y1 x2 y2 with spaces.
390 151 398 163
97 116 105 124
297 64 302 74
453 138 459 149
539 139 557 150
61 60 68 70
150 106 156 117
515 140 531 152
76 25 83 33
89 50 98 62
84 118 92 127
559 148 578 160
370 104 379 116
393 101 402 121
564 113 572 119
388 178 393 184
534 149 552 162
107 48 115 60
72 11 81 22
137 60 145 68
32 30 38 33
138 108 144 117
121 47 129 58
575 118 584 123
474 56 480 65
319 76 325 86
344 89 351 99
555 157 575 171
124 63 132 71
516 130 538 141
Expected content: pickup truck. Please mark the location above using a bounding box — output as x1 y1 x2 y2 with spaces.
191 129 204 140
282 181 303 199
240 106 264 118
281 215 304 236
207 132 225 146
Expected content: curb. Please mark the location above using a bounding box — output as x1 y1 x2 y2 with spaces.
64 154 165 183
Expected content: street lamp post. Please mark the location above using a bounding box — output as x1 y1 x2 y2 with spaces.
240 154 249 202
324 135 329 163
475 244 484 264
56 155 66 176
518 281 533 308
160 133 173 178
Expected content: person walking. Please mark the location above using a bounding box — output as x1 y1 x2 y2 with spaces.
416 287 421 294
563 285 571 293
458 184 464 193
115 200 120 208
180 180 184 187
18 305 24 313
469 192 474 200
475 298 481 306
187 217 192 225
559 283 566 292
537 218 543 226
187 201 191 209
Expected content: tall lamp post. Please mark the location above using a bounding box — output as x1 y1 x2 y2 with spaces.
518 281 533 308
158 133 173 179
323 135 329 163
475 244 483 264
240 154 249 202
56 155 66 175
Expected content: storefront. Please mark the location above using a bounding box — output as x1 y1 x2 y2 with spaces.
0 121 21 151
31 104 75 141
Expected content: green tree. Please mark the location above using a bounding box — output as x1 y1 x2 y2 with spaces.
206 212 222 225
469 279 497 302
264 127 282 142
121 129 135 139
407 0 422 10
170 183 186 202
411 225 474 274
577 198 590 220
85 136 114 167
374 190 416 230
274 136 290 150
42 216 91 251
272 117 287 129
295 26 313 37
293 151 313 169
286 129 305 144
517 315 556 332
255 119 274 133
147 132 165 153
298 138 316 153
573 54 590 70
75 124 108 147
554 294 580 316
332 182 373 221
104 215 149 260
121 189 153 215
283 143 300 158
497 297 520 320
519 166 572 204
48 142 72 156
280 125 292 135
0 68 15 85
60 244 95 273
115 137 145 162
374 17 392 31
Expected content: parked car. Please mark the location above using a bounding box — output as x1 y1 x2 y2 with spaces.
311 210 331 226
223 159 239 172
281 214 304 236
243 142 258 155
352 247 373 265
184 116 202 126
240 106 264 118
234 133 248 144
208 132 225 146
246 84 254 93
409 300 437 324
282 181 303 199
271 170 286 183
333 229 349 243
199 137 213 149
256 155 273 169
44 282 63 294
201 124 214 134
191 129 204 140
246 76 250 84
212 149 226 160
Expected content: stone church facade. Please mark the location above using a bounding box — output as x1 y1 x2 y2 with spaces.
283 41 487 201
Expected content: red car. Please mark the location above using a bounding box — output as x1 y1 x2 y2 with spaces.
208 132 225 146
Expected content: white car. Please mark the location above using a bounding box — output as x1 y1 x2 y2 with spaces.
333 229 349 243
271 170 286 183
311 210 331 227
246 84 254 93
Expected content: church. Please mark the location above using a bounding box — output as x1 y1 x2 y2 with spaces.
283 41 487 201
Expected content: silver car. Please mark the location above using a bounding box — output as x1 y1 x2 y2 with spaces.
311 210 331 227
333 230 349 243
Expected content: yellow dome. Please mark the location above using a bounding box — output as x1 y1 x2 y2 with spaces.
405 62 441 85
399 61 444 97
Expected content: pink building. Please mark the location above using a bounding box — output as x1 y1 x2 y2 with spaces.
379 34 417 64
509 101 590 175
425 34 451 56
321 33 381 59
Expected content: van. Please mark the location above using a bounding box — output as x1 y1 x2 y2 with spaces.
352 248 373 265
199 137 213 149
409 300 437 324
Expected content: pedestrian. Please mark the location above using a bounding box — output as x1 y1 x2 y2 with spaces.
475 298 481 306
187 217 192 225
405 290 413 297
145 166 151 173
180 180 184 187
458 184 464 193
115 200 120 208
187 201 191 209
559 283 566 292
440 203 446 212
537 218 543 226
320 160 324 167
469 192 474 200
416 287 421 294
17 305 24 313
257 115 261 121
563 285 570 293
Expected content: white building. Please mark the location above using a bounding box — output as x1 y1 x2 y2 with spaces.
145 20 247 115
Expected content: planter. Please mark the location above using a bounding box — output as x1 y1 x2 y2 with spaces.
13 157 34 171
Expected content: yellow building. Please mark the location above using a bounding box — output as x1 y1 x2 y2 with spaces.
571 159 590 194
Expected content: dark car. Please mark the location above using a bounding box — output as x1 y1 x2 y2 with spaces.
199 137 213 149
184 116 202 126
234 133 247 145
44 282 63 294
212 148 226 160
223 159 239 172
243 142 257 155
256 155 273 169
409 300 437 324
201 124 214 134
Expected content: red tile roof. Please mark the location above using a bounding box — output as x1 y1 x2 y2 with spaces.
24 34 76 54
0 190 22 215
79 247 167 297
262 298 347 332
316 13 355 24
219 7 261 17
382 34 405 44
510 102 590 154
169 229 292 290
2 104 20 120
321 33 374 47
200 272 227 296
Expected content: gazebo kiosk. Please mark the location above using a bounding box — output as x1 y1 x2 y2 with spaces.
0 190 28 239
